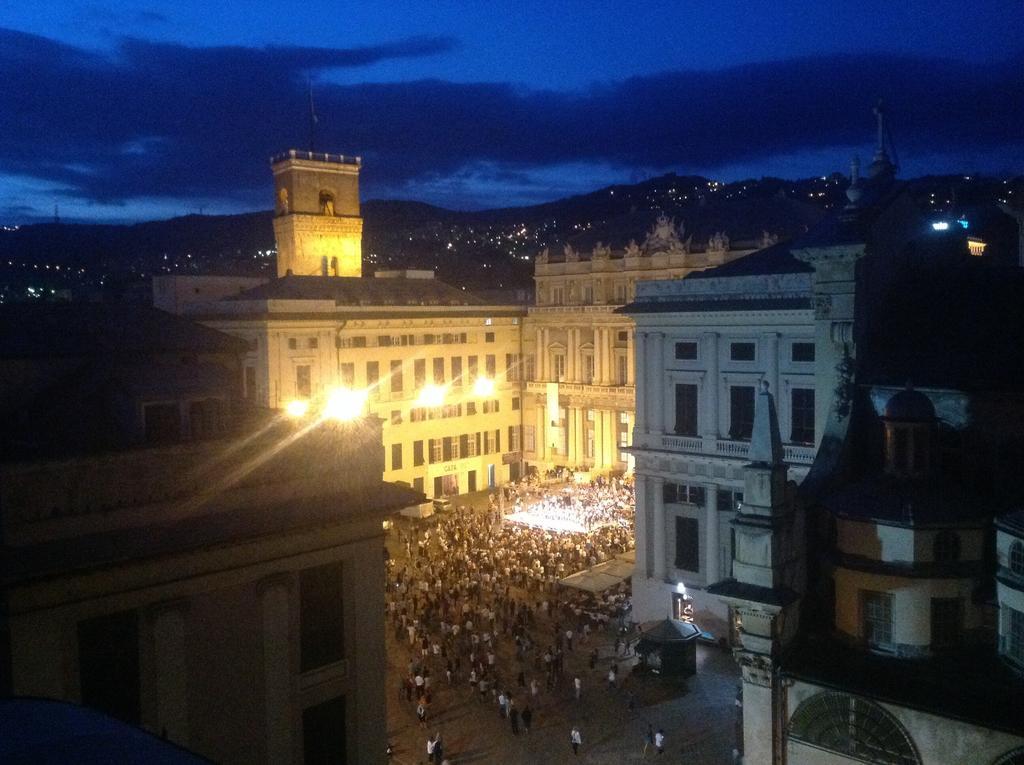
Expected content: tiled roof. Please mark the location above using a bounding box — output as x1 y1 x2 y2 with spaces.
232 275 486 306
0 304 247 358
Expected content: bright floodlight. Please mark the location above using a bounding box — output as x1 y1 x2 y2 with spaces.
324 387 368 422
473 376 495 397
285 399 310 418
416 383 447 408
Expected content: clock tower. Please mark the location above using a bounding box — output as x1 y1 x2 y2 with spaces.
271 149 363 278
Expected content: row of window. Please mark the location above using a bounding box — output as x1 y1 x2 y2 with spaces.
334 354 521 393
337 331 497 348
397 428 521 469
674 339 815 363
546 282 631 306
862 590 966 651
548 351 630 385
673 383 815 444
663 483 744 512
404 398 518 423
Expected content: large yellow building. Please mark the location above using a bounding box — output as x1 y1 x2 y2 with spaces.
159 150 526 496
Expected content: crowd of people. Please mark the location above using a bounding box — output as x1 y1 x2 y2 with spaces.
502 477 635 533
385 478 642 761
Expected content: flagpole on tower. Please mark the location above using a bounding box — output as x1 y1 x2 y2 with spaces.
308 78 319 153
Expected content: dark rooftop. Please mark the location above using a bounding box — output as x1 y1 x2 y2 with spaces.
0 304 248 359
996 509 1024 536
781 632 1024 736
684 240 812 280
617 297 812 315
231 274 487 307
823 474 990 527
858 262 1024 391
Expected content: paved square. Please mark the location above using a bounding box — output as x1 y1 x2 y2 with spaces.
383 489 739 764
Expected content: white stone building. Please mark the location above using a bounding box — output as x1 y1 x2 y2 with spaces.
628 113 1024 763
623 244 819 634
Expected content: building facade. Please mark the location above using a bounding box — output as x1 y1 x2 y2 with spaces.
184 272 526 495
157 150 527 495
0 304 412 765
623 248 819 634
628 122 1024 763
522 217 764 477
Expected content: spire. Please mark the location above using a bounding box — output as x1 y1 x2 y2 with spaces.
845 155 863 209
749 380 783 466
868 100 897 180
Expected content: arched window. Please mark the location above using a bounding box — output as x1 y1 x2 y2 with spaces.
933 531 961 563
992 746 1024 765
788 691 920 765
319 190 335 216
1011 540 1024 576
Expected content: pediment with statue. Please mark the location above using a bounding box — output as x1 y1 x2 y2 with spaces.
642 214 689 255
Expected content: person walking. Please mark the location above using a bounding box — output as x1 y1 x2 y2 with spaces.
416 701 427 728
655 728 665 755
509 706 520 735
570 726 582 756
574 675 582 701
522 705 533 734
643 724 654 755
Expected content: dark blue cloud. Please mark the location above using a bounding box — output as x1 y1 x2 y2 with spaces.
0 27 1021 211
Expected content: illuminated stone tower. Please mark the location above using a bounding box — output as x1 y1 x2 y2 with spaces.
271 149 363 278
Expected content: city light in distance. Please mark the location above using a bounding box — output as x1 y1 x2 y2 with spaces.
473 376 496 397
285 399 310 418
416 383 447 408
324 387 369 422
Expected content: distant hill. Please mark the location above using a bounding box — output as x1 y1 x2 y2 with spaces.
1 171 1019 302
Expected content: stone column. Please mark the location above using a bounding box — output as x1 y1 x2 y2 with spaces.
536 327 546 381
634 473 650 578
578 407 587 465
607 410 618 466
566 407 577 463
595 327 605 385
260 576 293 765
702 332 720 441
647 332 665 434
570 328 580 382
536 400 547 462
652 475 666 582
704 485 720 585
636 332 648 433
151 601 190 745
762 332 780 409
626 328 635 386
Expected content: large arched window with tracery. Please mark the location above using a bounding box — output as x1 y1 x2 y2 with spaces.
992 747 1024 765
1010 540 1024 576
788 691 921 765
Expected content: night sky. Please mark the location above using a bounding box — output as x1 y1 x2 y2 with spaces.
2 1 1023 222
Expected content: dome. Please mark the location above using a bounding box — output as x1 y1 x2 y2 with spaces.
883 387 935 422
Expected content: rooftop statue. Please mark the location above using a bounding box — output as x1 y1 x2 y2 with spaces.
707 231 730 253
536 247 549 264
623 239 642 258
592 241 612 260
643 214 685 254
564 243 579 262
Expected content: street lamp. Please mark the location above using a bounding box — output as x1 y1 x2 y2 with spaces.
285 399 310 418
416 383 447 408
473 376 496 397
324 387 368 422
